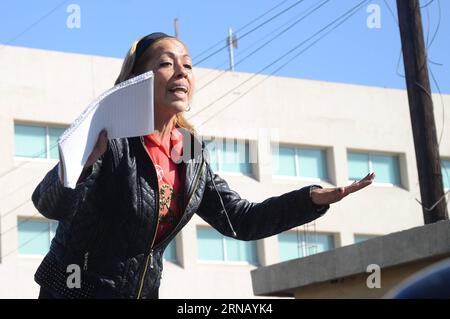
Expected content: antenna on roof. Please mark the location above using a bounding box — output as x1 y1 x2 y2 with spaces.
227 28 238 71
174 18 179 38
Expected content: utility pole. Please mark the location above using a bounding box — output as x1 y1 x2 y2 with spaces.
227 28 238 71
396 0 448 223
174 18 179 39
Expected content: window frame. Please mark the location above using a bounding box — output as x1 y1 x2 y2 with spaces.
196 226 258 265
353 233 379 244
347 150 402 187
162 238 178 264
17 217 58 258
278 230 336 262
441 158 450 191
203 137 253 177
14 122 67 162
272 144 329 182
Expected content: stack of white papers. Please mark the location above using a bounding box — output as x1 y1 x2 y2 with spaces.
58 71 154 189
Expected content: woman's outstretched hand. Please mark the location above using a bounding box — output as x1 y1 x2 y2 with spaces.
85 129 108 168
311 172 375 206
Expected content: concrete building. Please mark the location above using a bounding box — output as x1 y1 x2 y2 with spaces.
0 45 449 299
251 220 450 298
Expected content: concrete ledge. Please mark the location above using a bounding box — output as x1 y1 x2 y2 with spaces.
251 220 450 297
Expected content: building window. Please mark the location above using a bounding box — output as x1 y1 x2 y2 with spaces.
18 218 57 255
354 234 378 244
163 239 177 262
278 231 335 262
347 151 401 185
442 159 450 190
272 146 328 180
204 138 252 175
197 227 258 264
14 123 66 160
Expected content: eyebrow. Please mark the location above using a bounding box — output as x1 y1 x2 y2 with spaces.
160 51 192 60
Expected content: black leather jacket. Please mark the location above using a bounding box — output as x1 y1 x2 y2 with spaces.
32 133 329 298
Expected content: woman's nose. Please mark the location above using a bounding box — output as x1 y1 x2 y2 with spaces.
174 63 188 78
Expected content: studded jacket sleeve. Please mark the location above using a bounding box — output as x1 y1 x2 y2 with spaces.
31 143 112 221
196 165 329 241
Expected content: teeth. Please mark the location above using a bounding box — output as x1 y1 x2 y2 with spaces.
170 86 188 93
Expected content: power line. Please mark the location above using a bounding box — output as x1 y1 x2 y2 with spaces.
194 0 330 96
0 1 307 182
194 0 308 66
189 0 368 125
0 211 41 240
196 0 329 83
235 0 292 34
0 141 60 180
0 172 47 202
0 197 33 219
0 0 350 183
425 2 431 49
196 0 369 128
1 0 69 48
193 0 291 60
397 0 448 222
0 0 352 249
428 66 449 199
3 0 447 249
195 0 450 213
384 0 443 72
0 1 72 255
383 0 446 145
382 1 407 78
429 67 446 147
1 218 54 261
425 0 441 50
420 0 435 8
0 1 73 183
0 0 358 252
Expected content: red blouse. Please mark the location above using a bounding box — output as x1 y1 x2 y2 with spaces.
143 128 184 245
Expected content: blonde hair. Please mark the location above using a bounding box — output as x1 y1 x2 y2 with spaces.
115 36 195 134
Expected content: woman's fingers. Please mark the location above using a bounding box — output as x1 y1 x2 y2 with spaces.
345 172 375 195
311 172 376 206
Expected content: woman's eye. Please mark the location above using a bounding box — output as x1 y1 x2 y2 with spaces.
159 62 172 67
184 64 193 70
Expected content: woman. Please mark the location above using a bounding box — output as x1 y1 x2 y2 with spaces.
32 32 375 299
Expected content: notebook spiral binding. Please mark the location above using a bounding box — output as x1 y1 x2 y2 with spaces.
58 71 154 145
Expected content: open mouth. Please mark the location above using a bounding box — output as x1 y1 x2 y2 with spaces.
168 85 188 94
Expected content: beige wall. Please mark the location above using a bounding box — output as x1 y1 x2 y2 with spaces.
292 257 448 299
1 45 449 298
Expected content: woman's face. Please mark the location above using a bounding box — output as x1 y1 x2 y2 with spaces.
136 38 195 117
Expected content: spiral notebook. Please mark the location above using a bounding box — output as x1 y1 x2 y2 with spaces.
58 71 154 189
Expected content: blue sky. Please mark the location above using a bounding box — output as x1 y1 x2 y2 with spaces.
1 0 449 93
